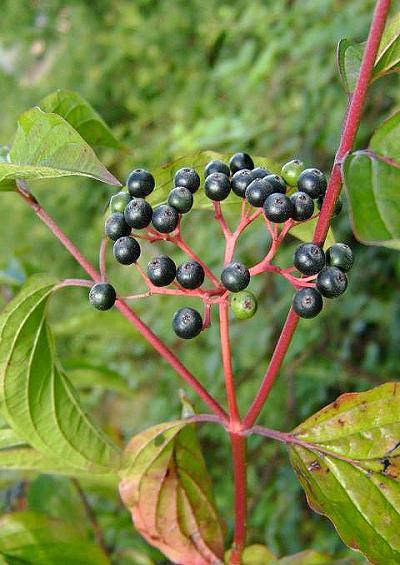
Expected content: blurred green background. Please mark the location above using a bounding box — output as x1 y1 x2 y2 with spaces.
0 0 399 563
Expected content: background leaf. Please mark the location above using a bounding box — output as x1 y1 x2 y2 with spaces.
337 39 364 94
39 89 123 149
288 383 400 565
0 512 110 564
370 110 400 160
343 151 400 250
119 420 224 565
0 107 121 189
0 275 121 474
225 544 276 564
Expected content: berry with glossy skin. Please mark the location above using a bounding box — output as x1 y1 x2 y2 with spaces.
293 287 323 319
172 307 203 339
204 172 231 201
317 196 343 216
229 152 254 174
326 243 354 272
230 290 258 320
316 266 348 298
124 198 153 229
176 260 205 289
89 283 116 311
245 178 271 207
263 193 293 223
264 174 287 194
290 191 314 221
204 160 230 178
221 262 250 292
104 213 131 241
281 159 304 186
152 204 179 233
297 168 327 199
147 255 176 287
174 167 200 193
168 187 193 213
231 169 253 197
294 243 325 275
127 168 155 197
113 236 141 265
251 166 271 179
110 191 131 213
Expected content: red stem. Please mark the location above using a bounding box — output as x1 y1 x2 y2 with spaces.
243 0 391 430
16 184 228 423
219 301 241 426
229 433 247 565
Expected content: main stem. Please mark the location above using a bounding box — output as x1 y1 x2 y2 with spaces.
229 433 247 565
243 0 391 430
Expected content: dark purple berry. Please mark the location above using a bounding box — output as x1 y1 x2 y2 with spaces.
316 266 348 298
245 178 271 207
229 153 254 174
104 213 131 241
293 287 323 318
172 307 203 339
127 168 155 197
113 237 141 265
231 169 253 197
290 192 314 221
263 193 293 223
297 168 327 199
152 204 179 233
168 187 193 213
174 167 200 193
204 172 231 201
124 198 153 229
89 283 116 311
147 256 176 287
294 243 325 275
204 160 230 178
176 261 205 289
221 262 250 293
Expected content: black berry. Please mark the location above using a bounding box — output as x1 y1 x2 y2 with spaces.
89 283 116 311
176 261 205 289
168 187 193 214
231 169 253 197
127 168 155 197
110 191 131 213
174 167 200 193
204 172 231 201
251 167 271 179
245 178 271 207
281 159 304 187
293 287 323 318
172 307 203 339
152 204 179 233
316 266 348 298
317 196 343 216
229 152 254 174
263 193 293 223
104 213 131 241
124 198 153 229
204 160 230 178
221 262 250 292
290 192 314 221
297 168 327 199
326 243 354 272
113 236 141 265
294 243 325 275
147 256 176 287
264 174 287 194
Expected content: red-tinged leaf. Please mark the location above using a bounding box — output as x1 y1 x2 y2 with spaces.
119 421 224 565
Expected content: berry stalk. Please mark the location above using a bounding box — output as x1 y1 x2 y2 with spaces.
16 182 228 422
229 433 247 565
243 0 391 430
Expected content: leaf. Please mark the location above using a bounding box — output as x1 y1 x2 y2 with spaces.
0 512 110 565
225 544 276 564
289 217 335 250
374 13 400 77
337 39 364 94
0 275 121 473
370 110 400 161
343 151 400 250
39 89 122 149
119 420 225 565
288 383 400 565
65 360 135 397
0 107 121 190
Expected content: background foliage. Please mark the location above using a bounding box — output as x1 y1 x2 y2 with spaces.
0 0 399 562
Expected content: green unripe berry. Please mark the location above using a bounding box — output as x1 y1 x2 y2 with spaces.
110 191 131 213
281 159 304 186
230 291 258 320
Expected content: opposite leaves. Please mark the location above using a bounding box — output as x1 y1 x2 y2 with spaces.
119 420 224 565
288 383 400 565
0 275 121 474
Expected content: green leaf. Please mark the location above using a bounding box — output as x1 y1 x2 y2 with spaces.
0 512 110 565
65 360 135 397
119 420 225 565
288 383 400 565
39 89 123 149
225 544 276 564
272 550 360 564
343 151 400 250
337 39 364 94
0 107 121 190
374 13 400 77
0 275 121 473
290 217 335 250
370 110 400 161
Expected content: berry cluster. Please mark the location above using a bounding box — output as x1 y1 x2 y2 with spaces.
292 242 354 318
89 152 350 339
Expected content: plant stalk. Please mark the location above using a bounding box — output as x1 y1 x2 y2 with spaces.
229 433 247 565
